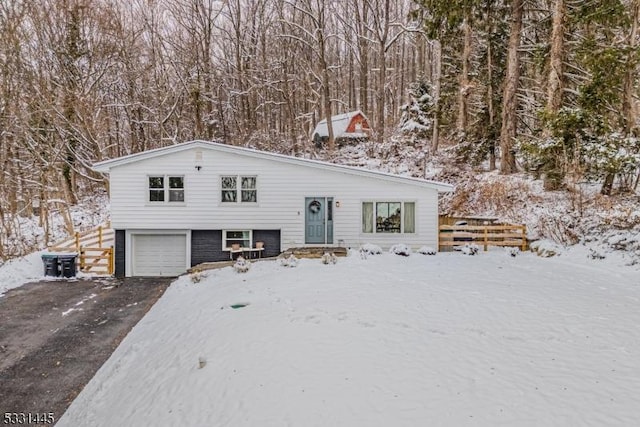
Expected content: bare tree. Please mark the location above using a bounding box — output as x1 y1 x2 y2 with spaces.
623 0 640 133
280 0 336 151
500 0 524 174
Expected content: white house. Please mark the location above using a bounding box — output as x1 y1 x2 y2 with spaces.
92 140 453 277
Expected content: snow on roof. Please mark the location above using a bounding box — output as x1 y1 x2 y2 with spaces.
312 110 370 139
92 140 453 193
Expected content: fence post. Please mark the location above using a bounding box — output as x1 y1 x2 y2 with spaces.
98 226 103 247
109 245 114 275
521 225 527 251
80 246 85 270
75 232 80 253
483 227 488 251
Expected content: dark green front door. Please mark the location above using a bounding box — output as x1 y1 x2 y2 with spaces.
305 197 333 244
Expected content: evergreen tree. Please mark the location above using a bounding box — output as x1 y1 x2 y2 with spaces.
398 77 433 142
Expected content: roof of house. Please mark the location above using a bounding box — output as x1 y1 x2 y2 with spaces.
92 140 454 193
312 110 370 139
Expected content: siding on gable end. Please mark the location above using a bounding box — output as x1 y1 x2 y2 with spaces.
115 230 126 278
345 113 370 134
107 147 440 250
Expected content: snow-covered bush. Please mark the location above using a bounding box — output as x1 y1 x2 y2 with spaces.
279 254 299 268
530 240 562 258
233 256 251 273
582 133 640 192
588 248 606 260
360 244 382 256
190 268 207 283
460 244 479 256
417 246 437 255
321 252 338 265
389 244 411 256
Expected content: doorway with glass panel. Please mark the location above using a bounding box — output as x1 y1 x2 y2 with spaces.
304 197 333 244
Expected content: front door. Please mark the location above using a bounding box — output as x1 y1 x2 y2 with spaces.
305 197 333 244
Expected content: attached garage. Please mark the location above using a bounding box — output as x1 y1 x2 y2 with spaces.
95 141 454 278
131 233 188 277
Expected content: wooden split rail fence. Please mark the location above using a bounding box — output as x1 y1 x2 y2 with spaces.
439 223 528 252
49 224 114 275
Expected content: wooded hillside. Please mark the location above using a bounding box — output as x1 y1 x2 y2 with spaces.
1 0 639 259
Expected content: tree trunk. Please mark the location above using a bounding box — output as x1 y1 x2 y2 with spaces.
540 0 567 190
431 40 442 154
317 8 335 152
486 0 497 171
499 0 524 174
377 42 386 142
546 0 565 114
355 1 369 114
373 0 391 143
601 173 615 195
623 0 640 133
487 33 496 171
458 14 472 134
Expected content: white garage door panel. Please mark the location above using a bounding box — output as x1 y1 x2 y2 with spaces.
133 234 187 276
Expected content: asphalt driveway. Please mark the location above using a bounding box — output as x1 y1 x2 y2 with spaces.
0 277 172 425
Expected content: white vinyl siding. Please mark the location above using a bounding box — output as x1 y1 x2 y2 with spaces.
109 147 440 250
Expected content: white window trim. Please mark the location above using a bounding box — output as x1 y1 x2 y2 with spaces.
361 200 417 234
220 175 258 204
222 229 253 250
147 175 185 204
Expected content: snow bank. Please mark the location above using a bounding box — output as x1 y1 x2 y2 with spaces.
0 251 45 297
59 252 640 427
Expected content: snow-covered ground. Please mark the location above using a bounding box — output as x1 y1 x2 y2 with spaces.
0 251 47 297
0 193 109 266
57 249 640 427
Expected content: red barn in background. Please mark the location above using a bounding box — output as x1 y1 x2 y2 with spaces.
312 110 372 147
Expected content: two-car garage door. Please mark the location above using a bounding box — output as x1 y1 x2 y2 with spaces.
132 233 187 277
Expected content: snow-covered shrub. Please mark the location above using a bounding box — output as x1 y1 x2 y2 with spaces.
360 243 382 256
233 256 251 273
279 254 299 268
190 268 206 283
321 252 338 265
460 244 479 256
582 133 640 193
417 246 437 255
506 247 519 257
389 244 411 256
530 240 562 258
588 248 606 260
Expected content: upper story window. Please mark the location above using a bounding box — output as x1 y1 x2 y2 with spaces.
221 175 257 203
362 201 415 234
148 176 184 203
